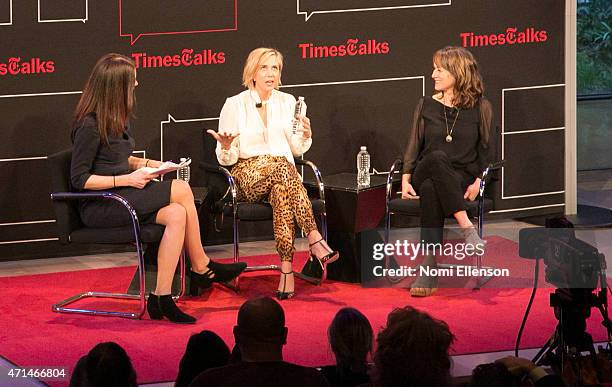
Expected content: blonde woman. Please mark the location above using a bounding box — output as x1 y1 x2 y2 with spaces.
207 47 338 300
401 46 493 297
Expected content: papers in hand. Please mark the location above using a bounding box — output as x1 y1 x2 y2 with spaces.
139 158 191 176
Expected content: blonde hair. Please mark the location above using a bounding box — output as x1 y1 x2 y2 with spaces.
433 46 484 109
242 48 283 89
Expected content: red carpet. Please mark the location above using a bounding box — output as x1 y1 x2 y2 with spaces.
0 236 608 386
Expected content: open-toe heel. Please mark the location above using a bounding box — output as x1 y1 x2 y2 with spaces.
309 238 339 270
276 270 295 300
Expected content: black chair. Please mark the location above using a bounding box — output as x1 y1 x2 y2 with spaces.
200 157 328 288
384 159 503 288
47 149 185 319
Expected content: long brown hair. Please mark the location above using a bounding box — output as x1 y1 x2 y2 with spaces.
73 54 136 145
433 46 484 109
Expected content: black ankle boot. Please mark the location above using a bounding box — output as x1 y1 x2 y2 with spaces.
190 260 247 289
147 293 196 324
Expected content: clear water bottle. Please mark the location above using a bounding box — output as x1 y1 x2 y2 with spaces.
292 96 307 134
177 157 190 183
357 146 370 187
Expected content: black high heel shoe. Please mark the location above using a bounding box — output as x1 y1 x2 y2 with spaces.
309 238 339 270
276 270 295 300
190 260 247 295
147 293 196 324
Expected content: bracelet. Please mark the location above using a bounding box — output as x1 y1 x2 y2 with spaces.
145 159 150 167
113 175 116 188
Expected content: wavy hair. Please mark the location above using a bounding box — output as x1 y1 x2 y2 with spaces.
433 46 484 109
373 306 455 387
73 53 136 145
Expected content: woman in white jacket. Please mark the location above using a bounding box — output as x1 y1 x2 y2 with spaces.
207 47 338 300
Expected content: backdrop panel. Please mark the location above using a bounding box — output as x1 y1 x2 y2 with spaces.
0 0 566 259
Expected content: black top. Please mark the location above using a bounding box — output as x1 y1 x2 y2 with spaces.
402 96 494 178
70 113 135 190
189 361 330 387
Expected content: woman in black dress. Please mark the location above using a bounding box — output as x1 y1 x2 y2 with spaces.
401 46 493 297
70 54 246 323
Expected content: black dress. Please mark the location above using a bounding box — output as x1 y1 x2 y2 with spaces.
70 113 172 228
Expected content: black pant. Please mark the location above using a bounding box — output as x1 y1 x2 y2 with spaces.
412 150 473 244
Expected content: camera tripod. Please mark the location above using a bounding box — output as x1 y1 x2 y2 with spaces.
532 274 612 376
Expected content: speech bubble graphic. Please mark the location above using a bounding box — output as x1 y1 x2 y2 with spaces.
279 76 424 175
38 0 88 23
0 0 12 25
0 90 81 240
119 0 237 45
297 0 451 21
160 114 219 173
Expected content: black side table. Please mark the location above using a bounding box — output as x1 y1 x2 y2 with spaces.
306 173 397 283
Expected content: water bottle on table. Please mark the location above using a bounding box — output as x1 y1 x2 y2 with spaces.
177 157 191 183
357 146 370 188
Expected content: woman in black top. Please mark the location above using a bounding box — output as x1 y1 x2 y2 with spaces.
401 46 493 297
70 54 246 323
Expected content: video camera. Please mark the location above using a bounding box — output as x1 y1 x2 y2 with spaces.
518 219 605 289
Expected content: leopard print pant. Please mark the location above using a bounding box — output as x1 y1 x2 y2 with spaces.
232 155 318 262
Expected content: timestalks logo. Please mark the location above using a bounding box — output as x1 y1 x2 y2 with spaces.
298 38 390 59
131 48 226 69
0 57 55 76
460 27 548 48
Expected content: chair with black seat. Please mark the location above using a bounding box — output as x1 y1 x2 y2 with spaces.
200 157 328 288
47 149 185 319
384 158 503 288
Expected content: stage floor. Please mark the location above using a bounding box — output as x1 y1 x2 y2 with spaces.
2 214 612 386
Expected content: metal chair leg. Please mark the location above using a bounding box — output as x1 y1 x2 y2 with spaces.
52 238 147 319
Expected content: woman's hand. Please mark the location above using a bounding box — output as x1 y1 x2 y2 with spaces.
401 181 419 199
206 129 239 150
464 179 481 201
299 116 311 139
127 169 157 189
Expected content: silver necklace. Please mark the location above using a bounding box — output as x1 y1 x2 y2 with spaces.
443 104 460 142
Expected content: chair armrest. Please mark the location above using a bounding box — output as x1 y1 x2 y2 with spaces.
50 191 143 242
295 158 325 201
199 162 238 207
478 159 505 198
386 159 403 205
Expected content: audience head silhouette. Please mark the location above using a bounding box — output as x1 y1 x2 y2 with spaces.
374 306 455 387
233 296 288 361
70 341 137 387
174 330 230 387
328 307 373 371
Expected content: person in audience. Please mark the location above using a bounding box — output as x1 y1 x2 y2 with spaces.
400 46 493 297
321 307 373 386
207 47 338 300
70 53 245 323
174 330 231 387
189 296 329 386
69 342 137 387
373 306 454 387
